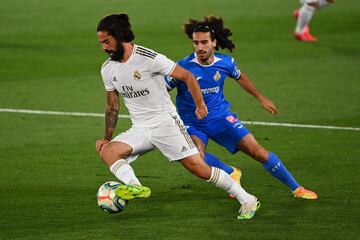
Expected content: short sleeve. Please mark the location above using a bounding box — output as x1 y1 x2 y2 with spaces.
101 66 116 92
229 57 241 80
151 53 176 76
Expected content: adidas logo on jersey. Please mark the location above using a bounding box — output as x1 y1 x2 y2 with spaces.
113 76 118 82
181 146 188 152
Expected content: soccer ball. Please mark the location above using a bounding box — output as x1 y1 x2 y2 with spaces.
97 181 128 214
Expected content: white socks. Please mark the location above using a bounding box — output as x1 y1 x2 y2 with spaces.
296 0 333 34
207 167 256 205
110 161 256 205
296 4 316 34
110 159 141 185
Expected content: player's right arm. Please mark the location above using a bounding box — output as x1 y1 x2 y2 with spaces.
236 73 278 115
151 51 206 119
170 65 208 119
229 57 278 115
96 90 120 153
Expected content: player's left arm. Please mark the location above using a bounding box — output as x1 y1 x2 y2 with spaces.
236 73 278 115
95 90 120 153
170 64 208 119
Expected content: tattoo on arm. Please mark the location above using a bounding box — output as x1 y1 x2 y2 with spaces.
104 107 118 140
104 90 120 141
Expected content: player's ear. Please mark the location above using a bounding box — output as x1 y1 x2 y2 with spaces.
212 39 217 48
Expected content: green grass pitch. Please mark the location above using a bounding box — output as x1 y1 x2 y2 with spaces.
0 0 359 239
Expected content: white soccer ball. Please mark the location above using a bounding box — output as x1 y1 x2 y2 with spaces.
97 181 128 214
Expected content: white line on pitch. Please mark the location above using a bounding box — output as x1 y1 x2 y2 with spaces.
0 108 359 131
0 108 130 118
241 121 360 131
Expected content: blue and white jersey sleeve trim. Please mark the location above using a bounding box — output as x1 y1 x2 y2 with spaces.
230 57 241 79
163 75 178 90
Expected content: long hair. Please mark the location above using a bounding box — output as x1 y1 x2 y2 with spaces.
183 16 235 52
97 13 135 42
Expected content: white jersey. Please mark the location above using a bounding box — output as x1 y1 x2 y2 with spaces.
101 44 177 128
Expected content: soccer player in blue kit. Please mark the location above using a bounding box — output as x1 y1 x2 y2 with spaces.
165 16 318 200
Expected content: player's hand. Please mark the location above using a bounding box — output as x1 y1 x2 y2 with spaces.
260 97 278 115
195 103 208 120
96 138 110 153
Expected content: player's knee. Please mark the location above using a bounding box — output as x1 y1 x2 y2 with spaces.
99 144 123 164
99 146 111 163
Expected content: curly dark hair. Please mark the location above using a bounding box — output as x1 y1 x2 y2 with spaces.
183 16 235 52
97 13 135 42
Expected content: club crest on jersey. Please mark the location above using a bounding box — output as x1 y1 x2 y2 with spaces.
226 115 238 123
213 71 221 81
133 70 141 80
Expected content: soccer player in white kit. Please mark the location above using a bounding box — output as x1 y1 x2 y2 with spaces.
95 13 260 219
294 0 335 42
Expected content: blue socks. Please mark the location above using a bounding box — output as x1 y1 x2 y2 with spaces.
204 151 300 191
204 152 234 175
262 152 300 191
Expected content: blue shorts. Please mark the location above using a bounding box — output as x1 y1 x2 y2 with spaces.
184 112 250 154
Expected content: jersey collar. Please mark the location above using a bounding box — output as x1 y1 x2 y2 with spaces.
190 53 222 67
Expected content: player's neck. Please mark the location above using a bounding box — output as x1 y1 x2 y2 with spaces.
119 43 134 63
196 54 215 65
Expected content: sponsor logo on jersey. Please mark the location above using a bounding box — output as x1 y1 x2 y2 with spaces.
119 85 150 98
201 86 219 94
133 70 141 80
213 71 221 81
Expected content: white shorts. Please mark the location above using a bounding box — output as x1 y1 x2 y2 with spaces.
111 113 198 163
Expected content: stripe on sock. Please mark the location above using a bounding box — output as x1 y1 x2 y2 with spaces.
207 167 221 184
110 159 127 174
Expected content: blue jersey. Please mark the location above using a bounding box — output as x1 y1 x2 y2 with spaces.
165 52 241 124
